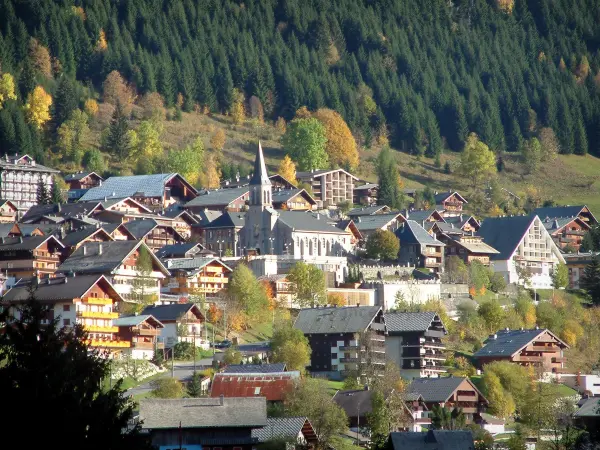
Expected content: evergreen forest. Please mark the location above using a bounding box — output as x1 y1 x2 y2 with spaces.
1 0 600 165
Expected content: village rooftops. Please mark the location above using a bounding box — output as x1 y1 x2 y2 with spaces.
184 187 248 208
294 306 382 334
407 377 484 404
476 215 539 261
352 212 404 232
277 210 351 234
139 397 267 429
223 363 287 374
156 243 204 259
64 171 104 182
403 209 446 224
210 371 300 402
0 235 64 252
200 211 246 229
396 220 445 246
296 168 359 179
141 303 203 322
347 205 391 217
164 257 232 273
385 311 447 334
0 153 60 173
113 314 164 328
533 205 597 224
473 328 569 358
60 226 112 248
252 417 317 444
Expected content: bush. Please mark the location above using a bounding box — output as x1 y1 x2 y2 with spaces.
150 378 184 398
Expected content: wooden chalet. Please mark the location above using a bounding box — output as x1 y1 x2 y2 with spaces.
113 314 165 360
533 205 598 226
184 187 249 213
473 328 569 374
0 200 19 223
122 219 185 251
60 226 113 257
353 183 379 206
437 233 499 266
164 257 232 298
271 188 316 211
64 171 104 190
433 191 468 217
0 235 64 279
141 303 206 348
542 216 590 252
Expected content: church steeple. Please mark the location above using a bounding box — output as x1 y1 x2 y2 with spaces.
249 141 272 208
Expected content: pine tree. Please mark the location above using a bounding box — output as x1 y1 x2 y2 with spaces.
104 102 130 157
36 179 51 205
581 257 600 305
187 371 203 398
52 76 78 129
51 180 63 204
377 146 404 210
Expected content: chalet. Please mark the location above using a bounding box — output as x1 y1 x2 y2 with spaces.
0 153 60 209
335 219 363 247
142 303 206 349
57 240 169 304
122 219 185 251
113 314 164 360
473 328 569 375
353 212 406 240
162 207 198 239
271 188 316 211
295 168 359 207
0 200 18 222
101 223 136 241
64 171 104 201
210 371 300 403
0 235 64 281
0 222 44 238
437 233 499 266
156 242 206 259
194 209 222 227
402 209 446 224
79 173 198 210
60 226 113 257
347 205 391 218
293 306 385 379
353 183 379 206
2 275 129 352
396 220 445 273
541 216 590 252
563 252 600 289
442 214 480 233
21 201 101 224
163 257 232 298
223 363 287 374
269 174 298 189
533 205 598 226
407 377 489 422
184 187 249 213
193 212 245 257
386 430 475 450
258 274 295 308
385 312 448 379
139 397 267 450
478 215 565 288
252 417 318 449
433 191 468 217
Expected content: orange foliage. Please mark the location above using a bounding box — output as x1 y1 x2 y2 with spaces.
102 70 135 108
207 303 222 324
479 286 487 296
313 108 360 170
328 293 347 307
469 286 477 297
29 39 52 78
229 312 247 331
95 29 108 52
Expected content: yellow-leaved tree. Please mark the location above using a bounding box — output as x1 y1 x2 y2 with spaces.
457 133 497 188
204 156 221 189
0 73 17 109
278 155 297 185
313 108 359 170
230 89 245 124
25 86 52 129
28 38 52 78
83 98 99 117
95 29 108 52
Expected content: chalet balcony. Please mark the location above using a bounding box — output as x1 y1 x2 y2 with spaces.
424 330 446 339
552 356 567 363
136 328 161 336
552 367 571 374
77 311 119 319
132 341 162 350
566 230 587 236
88 339 130 348
514 355 544 363
83 297 113 305
525 345 560 352
85 325 119 333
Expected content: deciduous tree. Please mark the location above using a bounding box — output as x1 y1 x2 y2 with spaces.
271 322 311 372
281 117 329 171
458 133 497 188
522 137 542 174
366 229 400 260
103 71 135 109
0 73 17 109
25 86 52 128
28 38 52 78
484 371 516 419
278 155 297 185
84 99 98 117
57 109 89 165
211 129 226 153
223 347 243 364
313 108 359 170
228 264 270 318
204 156 221 188
551 263 569 289
150 378 184 398
82 149 106 173
167 137 204 185
229 88 245 124
287 261 327 307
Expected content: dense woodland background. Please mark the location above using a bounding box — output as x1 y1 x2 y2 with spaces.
1 0 600 171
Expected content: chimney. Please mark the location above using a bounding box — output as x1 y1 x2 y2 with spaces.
83 246 87 256
489 334 497 340
219 394 224 406
98 243 103 255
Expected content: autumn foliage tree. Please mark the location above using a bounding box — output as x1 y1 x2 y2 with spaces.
0 73 17 109
25 86 52 129
458 133 497 188
210 129 226 152
313 108 359 170
278 155 297 185
366 229 400 260
28 38 52 78
103 71 135 109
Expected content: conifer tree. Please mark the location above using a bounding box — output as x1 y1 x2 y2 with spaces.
36 179 51 205
581 257 600 305
376 146 404 210
104 101 130 157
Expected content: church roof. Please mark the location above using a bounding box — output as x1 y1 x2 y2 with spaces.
250 142 271 186
277 211 349 234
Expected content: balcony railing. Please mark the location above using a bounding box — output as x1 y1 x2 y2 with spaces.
88 339 130 348
85 325 119 333
78 311 119 319
339 345 360 351
514 355 544 363
83 297 113 305
552 356 567 363
340 357 359 363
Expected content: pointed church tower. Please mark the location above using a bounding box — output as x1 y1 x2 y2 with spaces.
249 141 272 211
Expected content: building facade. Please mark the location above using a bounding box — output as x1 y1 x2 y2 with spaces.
163 257 232 298
0 154 60 209
397 220 445 273
114 314 165 360
296 168 358 207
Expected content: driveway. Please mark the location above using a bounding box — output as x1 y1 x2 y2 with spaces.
126 360 213 397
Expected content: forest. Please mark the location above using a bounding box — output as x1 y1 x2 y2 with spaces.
1 0 600 168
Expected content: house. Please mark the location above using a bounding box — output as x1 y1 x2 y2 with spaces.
139 397 267 450
347 205 391 218
210 371 300 403
353 213 406 240
194 209 222 227
561 373 600 396
433 191 468 217
353 183 379 206
141 303 206 349
396 221 445 273
162 208 198 239
2 274 129 352
438 214 480 233
335 219 363 247
123 219 185 251
0 200 19 222
541 216 590 252
113 314 164 360
0 235 65 281
533 205 598 226
57 240 169 304
386 430 476 450
64 171 104 201
269 174 298 190
437 233 499 266
574 397 600 441
184 187 250 213
477 215 566 288
478 413 506 435
0 153 60 209
385 312 448 379
293 306 385 379
563 252 600 289
163 257 232 298
60 226 113 257
333 387 430 431
193 211 246 257
407 377 489 422
473 328 569 375
296 168 359 207
402 209 445 224
79 173 198 210
223 363 287 373
271 188 317 211
258 274 295 308
252 417 318 448
101 222 136 241
156 242 206 259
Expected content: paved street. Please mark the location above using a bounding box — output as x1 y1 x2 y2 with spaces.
126 360 214 397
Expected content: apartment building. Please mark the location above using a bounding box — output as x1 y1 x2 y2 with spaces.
296 168 358 207
0 154 60 209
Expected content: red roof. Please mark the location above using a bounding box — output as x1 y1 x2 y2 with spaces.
210 372 298 402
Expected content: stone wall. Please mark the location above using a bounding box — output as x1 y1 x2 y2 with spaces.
359 264 414 281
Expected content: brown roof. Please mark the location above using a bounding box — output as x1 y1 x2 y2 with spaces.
210 372 300 402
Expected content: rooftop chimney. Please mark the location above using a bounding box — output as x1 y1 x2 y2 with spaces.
98 243 103 255
83 246 87 256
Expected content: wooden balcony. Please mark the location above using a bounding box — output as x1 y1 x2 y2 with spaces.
83 297 113 305
85 325 119 333
552 356 567 363
132 341 155 350
456 395 477 402
198 276 228 283
88 339 130 348
525 345 560 352
78 311 119 319
137 328 161 336
514 355 544 363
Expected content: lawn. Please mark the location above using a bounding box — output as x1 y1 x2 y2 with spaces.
327 380 345 396
112 371 165 391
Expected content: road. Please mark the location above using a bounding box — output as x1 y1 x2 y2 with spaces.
127 359 214 397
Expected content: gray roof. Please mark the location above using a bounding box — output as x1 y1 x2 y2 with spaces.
194 210 223 226
353 213 403 231
404 209 445 223
277 211 350 234
434 191 468 205
64 171 102 182
396 220 444 246
141 303 202 322
21 202 100 223
332 389 375 417
0 235 64 252
185 187 248 208
139 397 267 429
202 211 246 229
385 312 445 334
252 417 310 443
0 154 59 173
156 243 203 259
473 328 568 358
294 306 382 334
271 188 315 205
80 173 195 201
533 205 593 221
223 363 287 374
477 215 536 260
113 314 164 328
0 223 15 238
574 397 600 417
354 183 379 191
3 275 118 303
61 226 109 247
165 257 231 273
541 216 585 232
407 377 469 403
250 142 271 186
348 205 390 217
296 168 358 180
388 430 475 450
123 219 159 239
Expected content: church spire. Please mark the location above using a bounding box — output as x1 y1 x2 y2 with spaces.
250 141 271 186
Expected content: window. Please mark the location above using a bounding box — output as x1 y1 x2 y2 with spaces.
254 387 261 395
63 319 71 326
63 305 70 312
331 353 338 359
